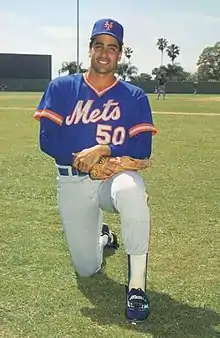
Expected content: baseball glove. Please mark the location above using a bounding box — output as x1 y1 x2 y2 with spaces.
89 156 151 180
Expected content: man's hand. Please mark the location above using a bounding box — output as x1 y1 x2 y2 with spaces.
73 145 111 173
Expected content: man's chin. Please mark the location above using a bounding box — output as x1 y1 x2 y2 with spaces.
94 66 115 75
97 69 112 74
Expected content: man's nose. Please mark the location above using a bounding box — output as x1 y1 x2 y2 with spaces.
100 47 108 57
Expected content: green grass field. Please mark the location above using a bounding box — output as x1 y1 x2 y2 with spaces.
0 93 220 338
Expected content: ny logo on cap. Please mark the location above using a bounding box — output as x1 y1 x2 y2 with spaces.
104 21 114 31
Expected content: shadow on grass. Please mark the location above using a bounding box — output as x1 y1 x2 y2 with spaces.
76 252 220 338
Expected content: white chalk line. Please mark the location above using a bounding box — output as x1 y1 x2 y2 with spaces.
0 106 220 116
153 111 220 116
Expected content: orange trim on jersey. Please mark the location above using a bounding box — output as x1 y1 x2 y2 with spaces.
83 73 119 97
129 123 157 137
34 109 63 126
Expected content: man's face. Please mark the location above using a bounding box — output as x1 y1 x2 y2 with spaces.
89 34 122 74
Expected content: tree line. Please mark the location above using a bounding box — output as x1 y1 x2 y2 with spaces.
58 39 220 83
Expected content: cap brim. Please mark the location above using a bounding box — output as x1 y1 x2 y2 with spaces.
91 32 123 45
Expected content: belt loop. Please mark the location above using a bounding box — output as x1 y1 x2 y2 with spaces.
74 168 79 176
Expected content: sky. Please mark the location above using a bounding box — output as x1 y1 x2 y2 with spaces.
0 0 220 79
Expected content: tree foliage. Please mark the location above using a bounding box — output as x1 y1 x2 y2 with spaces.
152 63 190 81
123 46 133 61
156 38 168 66
58 61 87 75
166 44 180 64
116 63 138 81
59 40 220 82
116 45 137 80
134 73 152 81
197 42 220 81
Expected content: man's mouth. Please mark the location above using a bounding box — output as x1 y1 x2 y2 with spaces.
98 59 109 65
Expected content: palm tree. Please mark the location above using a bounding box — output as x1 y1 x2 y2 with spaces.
126 65 138 81
166 44 180 64
156 38 168 66
123 46 133 65
152 65 168 79
58 61 86 75
116 63 138 81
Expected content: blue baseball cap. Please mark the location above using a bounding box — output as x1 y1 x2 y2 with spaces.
91 18 124 45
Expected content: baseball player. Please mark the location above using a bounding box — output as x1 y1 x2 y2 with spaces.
156 73 167 100
34 18 157 322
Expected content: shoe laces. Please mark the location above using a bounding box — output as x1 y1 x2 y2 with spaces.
128 288 148 309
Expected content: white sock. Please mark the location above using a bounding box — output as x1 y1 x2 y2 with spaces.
99 234 109 248
128 254 147 291
95 235 109 273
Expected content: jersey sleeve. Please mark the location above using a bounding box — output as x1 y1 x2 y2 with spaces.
34 80 64 125
128 92 157 138
33 79 74 165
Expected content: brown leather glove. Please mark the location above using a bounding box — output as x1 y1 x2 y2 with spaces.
89 156 151 180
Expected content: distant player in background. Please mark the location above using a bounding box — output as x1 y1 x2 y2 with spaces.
156 73 167 100
193 81 198 95
0 84 7 91
34 18 157 322
153 86 158 94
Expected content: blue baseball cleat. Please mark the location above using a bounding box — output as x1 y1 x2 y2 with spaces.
101 223 119 249
125 287 150 322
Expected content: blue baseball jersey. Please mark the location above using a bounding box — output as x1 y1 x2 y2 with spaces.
34 74 157 165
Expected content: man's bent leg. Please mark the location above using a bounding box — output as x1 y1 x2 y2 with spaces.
99 171 151 287
108 171 151 321
57 175 104 277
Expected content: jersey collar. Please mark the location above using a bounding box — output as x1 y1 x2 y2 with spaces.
83 73 119 97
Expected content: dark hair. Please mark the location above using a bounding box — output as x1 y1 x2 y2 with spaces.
89 37 123 52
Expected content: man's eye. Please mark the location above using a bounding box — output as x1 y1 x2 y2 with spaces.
109 47 116 52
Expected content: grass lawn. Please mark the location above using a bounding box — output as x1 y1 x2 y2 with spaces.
0 93 220 338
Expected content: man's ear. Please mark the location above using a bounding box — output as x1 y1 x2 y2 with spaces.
118 51 122 62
